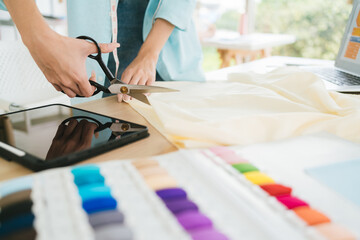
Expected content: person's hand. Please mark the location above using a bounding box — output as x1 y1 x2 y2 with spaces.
118 50 158 102
26 31 120 98
4 0 119 98
45 119 98 160
116 18 175 103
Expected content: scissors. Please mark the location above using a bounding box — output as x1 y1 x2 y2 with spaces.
71 35 178 105
61 116 146 141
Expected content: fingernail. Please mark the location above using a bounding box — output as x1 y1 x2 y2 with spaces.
124 95 130 102
117 94 123 103
115 43 120 48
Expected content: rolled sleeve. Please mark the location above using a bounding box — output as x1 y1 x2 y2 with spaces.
0 0 7 11
154 0 196 31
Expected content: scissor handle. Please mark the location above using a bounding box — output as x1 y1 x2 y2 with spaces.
61 116 102 127
89 80 109 95
61 80 109 98
76 35 116 81
61 116 115 139
61 36 116 97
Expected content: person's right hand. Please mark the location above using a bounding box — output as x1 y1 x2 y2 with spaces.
46 119 98 160
26 31 120 98
3 0 120 98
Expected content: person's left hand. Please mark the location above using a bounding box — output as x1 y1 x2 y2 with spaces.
118 51 158 102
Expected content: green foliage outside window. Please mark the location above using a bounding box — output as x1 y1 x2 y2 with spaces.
202 0 352 72
256 0 352 59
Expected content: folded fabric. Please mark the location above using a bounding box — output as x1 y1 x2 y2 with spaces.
129 67 360 148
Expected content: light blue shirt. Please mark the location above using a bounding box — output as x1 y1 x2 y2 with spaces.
71 0 205 83
0 1 5 10
0 0 205 84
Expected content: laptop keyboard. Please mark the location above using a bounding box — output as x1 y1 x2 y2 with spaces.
309 67 360 86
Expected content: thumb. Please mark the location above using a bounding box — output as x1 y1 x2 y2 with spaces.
99 42 120 53
79 38 120 55
86 42 120 55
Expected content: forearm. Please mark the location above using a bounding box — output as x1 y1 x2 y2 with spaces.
138 18 174 58
4 0 53 47
119 19 174 94
4 0 118 98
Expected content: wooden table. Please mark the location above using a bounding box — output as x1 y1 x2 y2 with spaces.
202 31 296 68
0 96 178 182
0 56 333 182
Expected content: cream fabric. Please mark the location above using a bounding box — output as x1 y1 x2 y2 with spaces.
129 67 360 148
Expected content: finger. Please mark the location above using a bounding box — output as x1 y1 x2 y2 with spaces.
146 76 155 85
138 76 149 86
89 122 98 132
143 78 152 97
77 81 93 97
128 73 142 85
117 93 124 103
141 77 151 97
84 41 120 55
63 119 78 138
75 68 94 97
124 74 144 102
126 74 141 101
123 94 131 102
90 71 96 81
81 122 98 147
59 76 83 96
52 83 62 92
61 86 77 98
71 119 86 142
73 40 99 97
99 43 120 53
53 123 66 140
121 70 132 84
89 71 97 92
46 73 79 96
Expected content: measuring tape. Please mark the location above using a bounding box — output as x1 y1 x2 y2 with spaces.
110 0 119 78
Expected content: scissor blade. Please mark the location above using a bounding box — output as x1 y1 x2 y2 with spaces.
130 87 179 94
110 79 125 85
128 85 178 92
128 93 150 105
108 83 178 94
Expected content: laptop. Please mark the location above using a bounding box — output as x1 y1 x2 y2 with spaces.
304 0 360 93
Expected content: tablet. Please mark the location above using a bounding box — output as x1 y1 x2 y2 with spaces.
0 104 149 171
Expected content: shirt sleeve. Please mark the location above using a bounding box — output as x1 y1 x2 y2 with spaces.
0 0 8 11
154 0 197 31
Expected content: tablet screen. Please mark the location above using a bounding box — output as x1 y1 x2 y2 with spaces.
0 104 147 162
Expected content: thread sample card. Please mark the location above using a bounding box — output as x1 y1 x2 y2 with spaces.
132 159 228 240
71 165 133 239
205 146 357 240
0 146 358 240
306 159 360 207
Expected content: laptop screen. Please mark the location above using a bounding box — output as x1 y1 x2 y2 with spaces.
336 0 360 75
340 3 360 62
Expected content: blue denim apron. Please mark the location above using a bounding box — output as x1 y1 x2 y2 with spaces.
104 0 163 98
